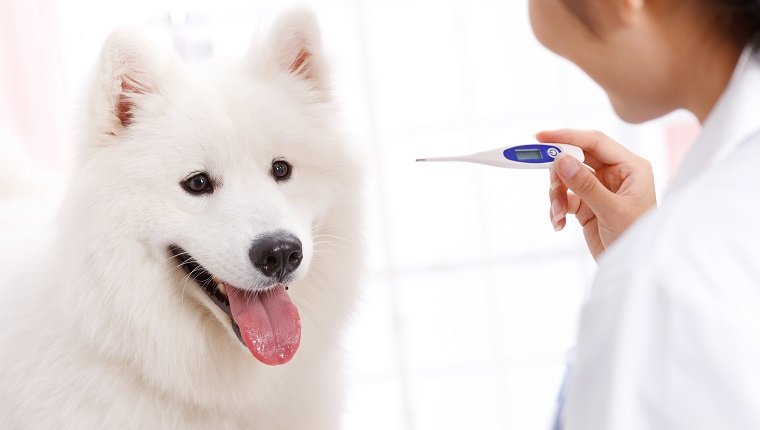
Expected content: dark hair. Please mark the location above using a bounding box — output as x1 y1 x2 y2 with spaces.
711 0 760 16
709 0 760 45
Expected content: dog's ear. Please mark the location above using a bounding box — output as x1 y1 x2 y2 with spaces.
250 8 329 97
96 29 163 135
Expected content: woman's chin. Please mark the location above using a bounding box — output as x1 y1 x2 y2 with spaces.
609 97 674 125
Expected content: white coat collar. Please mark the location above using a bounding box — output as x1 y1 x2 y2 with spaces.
667 43 760 193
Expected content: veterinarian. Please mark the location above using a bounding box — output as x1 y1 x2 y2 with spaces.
529 0 760 428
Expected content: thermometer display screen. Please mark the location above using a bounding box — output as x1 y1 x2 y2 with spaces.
515 149 542 161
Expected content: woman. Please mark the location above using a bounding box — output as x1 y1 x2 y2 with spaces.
529 0 760 428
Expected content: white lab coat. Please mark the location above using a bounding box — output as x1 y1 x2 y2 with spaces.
560 46 760 429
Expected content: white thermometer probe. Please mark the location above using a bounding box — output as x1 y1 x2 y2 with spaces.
416 143 584 169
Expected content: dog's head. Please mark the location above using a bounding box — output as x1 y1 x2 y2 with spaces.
69 9 361 368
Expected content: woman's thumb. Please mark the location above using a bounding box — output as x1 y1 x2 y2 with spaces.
554 154 616 213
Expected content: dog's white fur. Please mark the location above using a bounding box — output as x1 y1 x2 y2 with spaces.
0 9 363 429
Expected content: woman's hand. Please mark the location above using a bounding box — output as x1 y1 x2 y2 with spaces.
538 129 657 260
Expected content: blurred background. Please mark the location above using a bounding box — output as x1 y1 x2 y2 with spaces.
0 0 700 428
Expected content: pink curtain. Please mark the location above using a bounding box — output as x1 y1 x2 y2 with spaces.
665 121 701 182
0 0 66 169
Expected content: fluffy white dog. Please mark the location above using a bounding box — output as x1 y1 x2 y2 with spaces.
0 9 363 429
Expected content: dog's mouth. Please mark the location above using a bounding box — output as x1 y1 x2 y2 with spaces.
169 245 301 366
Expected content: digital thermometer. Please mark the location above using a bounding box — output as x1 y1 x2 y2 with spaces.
416 143 584 169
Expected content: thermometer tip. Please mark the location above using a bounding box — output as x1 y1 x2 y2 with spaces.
415 158 427 162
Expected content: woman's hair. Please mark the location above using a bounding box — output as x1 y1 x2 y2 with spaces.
709 0 760 45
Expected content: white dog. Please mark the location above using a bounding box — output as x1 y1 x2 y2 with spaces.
0 9 363 429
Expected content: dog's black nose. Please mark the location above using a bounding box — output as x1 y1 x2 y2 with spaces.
249 232 303 280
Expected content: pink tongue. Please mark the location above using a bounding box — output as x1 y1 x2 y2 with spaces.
226 285 301 365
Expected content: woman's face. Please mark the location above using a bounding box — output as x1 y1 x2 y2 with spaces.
528 0 679 123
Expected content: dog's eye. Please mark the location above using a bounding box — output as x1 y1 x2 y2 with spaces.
271 160 292 182
181 172 214 195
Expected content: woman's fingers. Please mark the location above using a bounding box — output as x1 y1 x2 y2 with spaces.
536 129 634 165
553 154 618 216
567 192 580 216
577 153 605 172
548 168 601 231
567 193 596 227
549 205 567 231
542 128 656 259
549 168 568 230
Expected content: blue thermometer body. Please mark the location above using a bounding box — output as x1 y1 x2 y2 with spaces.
416 143 584 169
